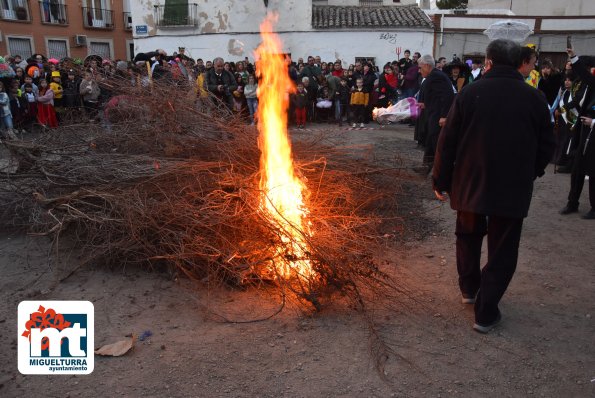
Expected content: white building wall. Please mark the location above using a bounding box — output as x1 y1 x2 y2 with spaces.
435 32 593 62
467 0 595 16
324 0 418 5
134 29 434 66
131 0 312 37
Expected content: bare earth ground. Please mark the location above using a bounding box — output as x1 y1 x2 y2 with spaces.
0 123 593 397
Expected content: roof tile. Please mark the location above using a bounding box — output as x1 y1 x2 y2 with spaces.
312 5 433 30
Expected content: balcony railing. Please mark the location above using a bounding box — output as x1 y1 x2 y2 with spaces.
0 0 31 22
154 3 198 28
123 11 132 30
359 0 383 6
39 1 68 25
82 6 114 29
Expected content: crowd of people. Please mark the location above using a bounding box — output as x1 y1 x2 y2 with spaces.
0 47 484 137
0 44 593 217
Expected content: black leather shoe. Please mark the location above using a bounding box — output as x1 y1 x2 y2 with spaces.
559 205 579 215
582 209 595 219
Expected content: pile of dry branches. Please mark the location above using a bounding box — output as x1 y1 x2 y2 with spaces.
1 78 403 311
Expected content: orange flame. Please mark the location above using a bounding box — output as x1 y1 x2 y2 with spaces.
256 14 312 279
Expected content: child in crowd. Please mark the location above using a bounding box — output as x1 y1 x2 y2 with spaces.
37 79 58 129
0 81 16 138
244 74 258 125
9 85 27 134
79 71 101 121
62 69 81 120
232 74 245 114
50 71 64 109
350 77 369 128
23 83 38 130
337 78 351 126
292 82 309 129
21 76 39 97
315 86 332 122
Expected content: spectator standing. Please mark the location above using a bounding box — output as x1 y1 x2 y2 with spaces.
9 85 27 133
350 77 369 128
244 74 258 125
537 59 562 108
417 55 455 171
331 61 344 78
559 49 595 219
0 81 16 138
37 79 58 128
292 82 309 129
50 71 64 109
62 69 82 119
378 63 398 108
79 71 101 121
401 56 420 99
22 83 37 129
337 78 351 126
468 59 483 84
398 50 413 75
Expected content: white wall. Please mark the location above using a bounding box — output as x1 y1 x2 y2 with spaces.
326 0 418 4
435 32 594 61
467 0 595 16
133 29 434 66
131 0 312 36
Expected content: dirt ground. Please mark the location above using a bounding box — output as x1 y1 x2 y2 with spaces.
1 123 593 397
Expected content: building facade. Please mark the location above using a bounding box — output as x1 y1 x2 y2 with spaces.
130 0 433 68
0 0 133 61
467 0 595 16
430 2 595 67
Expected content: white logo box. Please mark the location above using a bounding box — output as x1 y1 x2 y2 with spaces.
18 301 94 375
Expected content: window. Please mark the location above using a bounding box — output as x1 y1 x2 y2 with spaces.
7 36 33 59
83 0 114 28
89 40 111 60
355 57 376 66
1 0 30 21
359 0 383 6
163 0 188 25
47 39 69 59
40 0 68 25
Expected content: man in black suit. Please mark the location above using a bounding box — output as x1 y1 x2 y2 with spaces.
417 54 455 171
432 39 555 333
205 57 237 109
559 48 595 219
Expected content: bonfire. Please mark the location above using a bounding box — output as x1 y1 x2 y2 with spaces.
0 14 402 315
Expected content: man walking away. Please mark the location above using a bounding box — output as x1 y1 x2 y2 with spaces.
417 54 455 173
432 39 555 333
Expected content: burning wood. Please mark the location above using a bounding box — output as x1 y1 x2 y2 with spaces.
256 15 313 281
0 18 403 313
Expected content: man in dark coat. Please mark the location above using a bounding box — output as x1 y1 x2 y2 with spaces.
559 49 595 219
205 57 237 109
417 54 455 171
432 39 555 333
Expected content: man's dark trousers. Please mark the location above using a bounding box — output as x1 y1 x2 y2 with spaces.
456 211 524 325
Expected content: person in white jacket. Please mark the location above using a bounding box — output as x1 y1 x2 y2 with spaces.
0 81 16 139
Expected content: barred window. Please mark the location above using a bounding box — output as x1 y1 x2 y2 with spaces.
7 37 33 59
89 41 111 60
47 39 68 60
